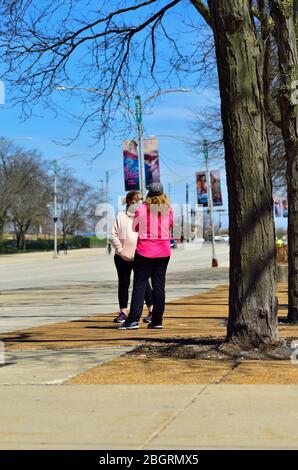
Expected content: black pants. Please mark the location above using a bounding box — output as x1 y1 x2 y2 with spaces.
114 254 153 310
127 253 170 325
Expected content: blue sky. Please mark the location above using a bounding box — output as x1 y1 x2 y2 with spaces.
0 0 287 230
1 85 230 221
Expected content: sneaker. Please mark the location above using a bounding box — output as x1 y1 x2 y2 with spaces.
117 321 139 330
147 323 163 329
113 312 127 323
143 313 152 324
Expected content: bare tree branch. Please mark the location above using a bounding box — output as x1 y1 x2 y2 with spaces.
190 0 211 26
0 1 216 151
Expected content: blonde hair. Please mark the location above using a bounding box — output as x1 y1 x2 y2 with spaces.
145 193 170 213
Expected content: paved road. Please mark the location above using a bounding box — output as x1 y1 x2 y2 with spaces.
0 244 229 333
0 243 229 290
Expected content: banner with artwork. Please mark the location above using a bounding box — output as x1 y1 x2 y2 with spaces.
282 200 288 218
196 172 208 207
210 170 223 206
123 140 140 191
274 199 281 217
196 170 223 207
144 138 160 188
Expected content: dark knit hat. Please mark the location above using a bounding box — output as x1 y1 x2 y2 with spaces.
147 182 164 197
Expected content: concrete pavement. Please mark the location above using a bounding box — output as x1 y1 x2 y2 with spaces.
0 347 135 385
0 384 298 449
1 246 298 450
0 244 229 333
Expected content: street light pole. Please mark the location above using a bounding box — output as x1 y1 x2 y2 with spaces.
52 160 59 259
105 170 110 253
204 140 218 268
98 179 104 202
186 183 189 242
56 86 191 199
105 171 109 203
135 95 146 199
50 152 91 259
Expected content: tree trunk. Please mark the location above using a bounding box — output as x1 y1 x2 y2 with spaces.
0 222 4 244
16 229 23 250
20 230 26 251
15 225 26 251
16 231 21 251
62 230 67 248
208 0 278 346
272 0 298 323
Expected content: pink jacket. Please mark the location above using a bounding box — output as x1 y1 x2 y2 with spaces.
133 203 173 258
111 210 138 260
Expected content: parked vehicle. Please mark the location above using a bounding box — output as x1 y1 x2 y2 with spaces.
214 235 229 243
170 239 177 249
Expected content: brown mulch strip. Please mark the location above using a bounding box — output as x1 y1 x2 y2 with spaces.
126 337 293 361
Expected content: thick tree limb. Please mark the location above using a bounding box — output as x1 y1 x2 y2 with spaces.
190 0 212 26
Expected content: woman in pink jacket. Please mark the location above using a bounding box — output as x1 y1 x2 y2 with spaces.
111 190 153 324
118 183 173 330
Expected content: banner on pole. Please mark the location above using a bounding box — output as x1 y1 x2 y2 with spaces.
123 140 140 191
144 138 160 188
196 172 208 207
196 170 223 207
282 200 288 218
210 170 223 206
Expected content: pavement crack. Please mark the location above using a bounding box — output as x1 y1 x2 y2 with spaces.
213 360 241 384
139 360 241 449
138 385 209 450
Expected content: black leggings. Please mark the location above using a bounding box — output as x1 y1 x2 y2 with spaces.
127 253 170 324
114 254 153 310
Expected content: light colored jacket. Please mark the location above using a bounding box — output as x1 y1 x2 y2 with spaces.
111 210 138 260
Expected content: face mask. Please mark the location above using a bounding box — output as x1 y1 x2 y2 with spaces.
128 200 142 213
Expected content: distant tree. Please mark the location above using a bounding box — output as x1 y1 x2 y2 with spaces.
0 138 48 243
57 169 98 245
10 159 51 250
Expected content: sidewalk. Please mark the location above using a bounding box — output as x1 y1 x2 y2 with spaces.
1 283 297 384
1 384 298 449
1 283 298 449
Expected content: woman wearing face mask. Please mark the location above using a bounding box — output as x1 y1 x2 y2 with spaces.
111 191 153 324
118 183 173 330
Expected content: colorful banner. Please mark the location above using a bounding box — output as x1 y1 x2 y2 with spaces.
282 200 288 218
123 140 140 191
210 170 223 207
274 199 281 217
144 138 160 188
196 172 208 207
196 170 223 207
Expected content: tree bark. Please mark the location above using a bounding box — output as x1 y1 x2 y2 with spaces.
0 222 4 244
20 230 25 251
16 228 25 250
208 0 278 346
272 1 298 323
62 230 67 248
